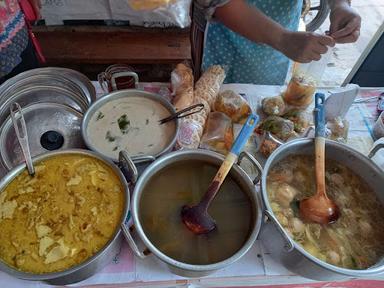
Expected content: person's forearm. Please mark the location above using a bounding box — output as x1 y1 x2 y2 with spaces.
328 0 351 10
214 0 285 51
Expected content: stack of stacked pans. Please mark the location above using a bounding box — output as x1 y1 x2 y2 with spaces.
0 67 96 177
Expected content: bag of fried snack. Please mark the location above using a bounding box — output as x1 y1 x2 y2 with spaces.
260 116 295 141
214 90 252 123
171 63 194 111
194 65 226 108
175 118 204 150
262 95 286 116
200 112 233 155
128 0 177 10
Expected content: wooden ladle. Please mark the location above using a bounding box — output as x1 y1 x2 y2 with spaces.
181 114 259 235
300 93 340 225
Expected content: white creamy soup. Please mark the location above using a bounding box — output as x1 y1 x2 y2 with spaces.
87 96 176 160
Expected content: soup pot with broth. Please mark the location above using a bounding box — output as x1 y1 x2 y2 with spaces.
258 138 384 280
0 149 134 285
122 149 263 277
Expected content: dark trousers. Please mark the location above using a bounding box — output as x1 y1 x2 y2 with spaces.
0 38 39 85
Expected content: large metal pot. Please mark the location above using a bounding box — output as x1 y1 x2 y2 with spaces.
123 149 263 277
259 138 384 280
0 149 134 285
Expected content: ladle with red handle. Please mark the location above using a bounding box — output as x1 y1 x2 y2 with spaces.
181 114 259 235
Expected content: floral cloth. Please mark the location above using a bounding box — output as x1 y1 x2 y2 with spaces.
0 0 27 78
195 0 302 85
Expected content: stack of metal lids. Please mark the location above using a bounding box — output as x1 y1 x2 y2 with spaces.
0 67 96 177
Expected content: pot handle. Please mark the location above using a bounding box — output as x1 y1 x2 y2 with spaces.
238 151 263 184
368 144 384 159
121 224 148 259
265 210 295 252
97 72 109 94
111 71 139 91
118 151 139 184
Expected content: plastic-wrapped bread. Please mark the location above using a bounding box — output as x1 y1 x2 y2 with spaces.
194 65 226 107
175 118 204 150
214 90 252 123
171 63 194 111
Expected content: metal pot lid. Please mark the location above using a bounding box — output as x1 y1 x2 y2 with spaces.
0 102 85 170
0 85 89 125
0 67 96 106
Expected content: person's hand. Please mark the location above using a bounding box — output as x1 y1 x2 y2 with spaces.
277 31 335 63
329 3 361 44
29 0 42 19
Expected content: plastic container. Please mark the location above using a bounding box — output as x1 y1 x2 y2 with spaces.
373 111 384 140
283 50 331 109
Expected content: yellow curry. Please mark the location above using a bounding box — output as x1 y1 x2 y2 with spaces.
0 154 124 274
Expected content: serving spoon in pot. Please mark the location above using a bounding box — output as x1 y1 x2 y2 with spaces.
181 114 259 235
10 102 35 176
299 93 339 225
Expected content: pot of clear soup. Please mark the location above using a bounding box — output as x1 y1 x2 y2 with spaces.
123 149 263 277
259 138 384 280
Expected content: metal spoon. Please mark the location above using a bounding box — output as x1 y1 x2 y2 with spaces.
10 102 35 176
299 93 339 225
181 114 259 235
159 103 204 125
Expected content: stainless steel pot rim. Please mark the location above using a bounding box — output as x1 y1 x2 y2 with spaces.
0 149 129 280
0 85 89 115
0 67 96 105
132 149 262 272
81 89 179 162
261 138 384 276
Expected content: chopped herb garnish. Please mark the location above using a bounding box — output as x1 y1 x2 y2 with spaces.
113 146 119 151
145 119 149 125
96 112 104 121
105 131 116 142
118 114 130 134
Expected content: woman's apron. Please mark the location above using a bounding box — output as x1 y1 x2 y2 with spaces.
202 0 302 84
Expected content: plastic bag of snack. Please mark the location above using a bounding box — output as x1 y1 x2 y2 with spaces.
262 95 286 116
283 51 330 109
195 65 226 108
326 117 349 143
200 112 233 155
122 0 191 28
260 116 295 141
175 118 204 150
171 63 194 111
214 90 252 123
128 0 177 10
283 108 312 133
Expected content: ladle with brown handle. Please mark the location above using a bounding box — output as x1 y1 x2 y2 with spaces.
299 93 340 225
181 114 259 235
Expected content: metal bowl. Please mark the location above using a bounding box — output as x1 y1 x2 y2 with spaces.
82 89 179 162
0 149 131 285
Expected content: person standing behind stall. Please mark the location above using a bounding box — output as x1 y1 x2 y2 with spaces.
195 0 361 84
0 0 41 84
